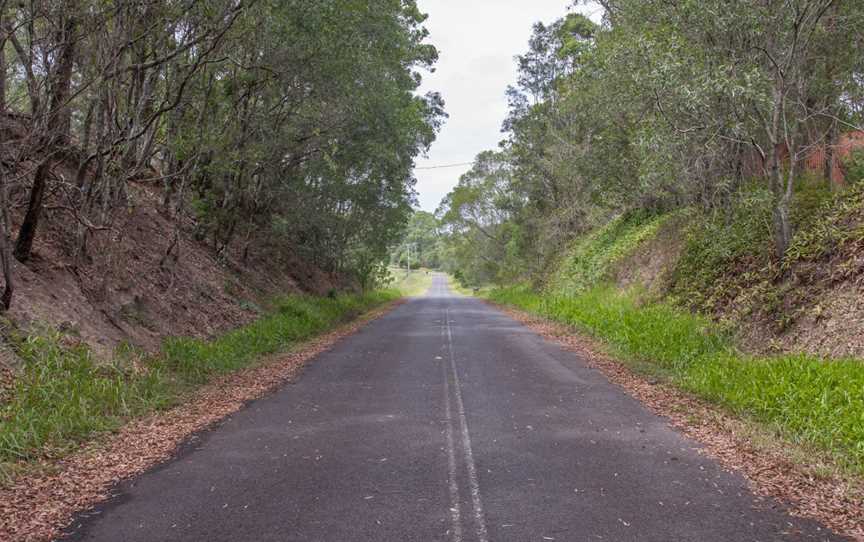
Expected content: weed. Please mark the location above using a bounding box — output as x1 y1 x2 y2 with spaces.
669 180 861 329
160 292 397 382
0 332 171 464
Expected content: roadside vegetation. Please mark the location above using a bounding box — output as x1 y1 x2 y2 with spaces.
426 1 864 483
388 267 434 297
0 291 397 483
0 0 443 309
669 180 864 326
488 285 864 476
0 0 442 486
478 184 864 475
549 211 676 295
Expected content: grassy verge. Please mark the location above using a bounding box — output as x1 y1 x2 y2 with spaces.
389 267 434 296
0 290 398 479
487 285 864 476
446 277 474 296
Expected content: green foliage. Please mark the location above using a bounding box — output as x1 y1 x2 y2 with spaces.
391 211 442 269
784 182 864 265
0 1 445 287
0 292 397 471
487 286 864 474
161 292 395 382
436 151 536 285
489 286 728 371
844 149 864 185
435 1 864 283
669 180 841 314
683 353 864 466
551 211 673 295
0 334 170 464
669 187 775 312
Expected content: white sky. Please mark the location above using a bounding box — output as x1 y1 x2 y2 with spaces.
413 0 603 212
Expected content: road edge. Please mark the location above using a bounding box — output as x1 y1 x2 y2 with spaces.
0 299 405 542
488 300 864 541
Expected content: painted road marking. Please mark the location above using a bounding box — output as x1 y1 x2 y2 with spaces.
446 307 490 542
442 318 464 542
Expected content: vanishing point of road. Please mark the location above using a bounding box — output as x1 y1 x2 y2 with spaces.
65 274 840 541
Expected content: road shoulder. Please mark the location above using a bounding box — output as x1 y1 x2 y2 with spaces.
0 301 402 542
490 301 864 541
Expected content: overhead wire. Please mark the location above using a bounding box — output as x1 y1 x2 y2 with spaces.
414 162 474 170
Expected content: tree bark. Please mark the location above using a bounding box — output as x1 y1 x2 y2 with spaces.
0 166 13 309
823 119 838 189
0 21 6 112
14 13 77 261
767 82 792 261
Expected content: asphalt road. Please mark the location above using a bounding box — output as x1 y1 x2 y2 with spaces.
65 274 840 541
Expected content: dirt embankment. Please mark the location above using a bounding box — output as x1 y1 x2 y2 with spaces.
0 162 342 363
609 210 864 359
608 213 687 298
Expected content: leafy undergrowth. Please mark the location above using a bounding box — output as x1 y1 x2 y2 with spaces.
487 285 864 476
0 290 397 475
549 210 675 295
669 180 863 330
783 181 864 269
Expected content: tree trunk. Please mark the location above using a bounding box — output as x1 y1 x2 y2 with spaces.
13 14 77 261
767 85 791 261
771 162 794 260
0 166 13 309
0 26 6 112
823 119 838 189
13 159 50 261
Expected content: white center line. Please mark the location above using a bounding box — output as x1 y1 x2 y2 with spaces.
445 307 490 542
442 318 463 542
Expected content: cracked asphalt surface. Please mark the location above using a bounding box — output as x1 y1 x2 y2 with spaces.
64 274 841 541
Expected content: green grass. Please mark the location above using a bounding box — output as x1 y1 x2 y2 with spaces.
488 285 864 475
445 275 480 296
0 335 172 464
783 181 864 266
388 267 434 296
0 290 397 476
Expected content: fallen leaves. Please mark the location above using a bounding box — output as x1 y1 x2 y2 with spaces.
0 301 400 542
496 303 864 542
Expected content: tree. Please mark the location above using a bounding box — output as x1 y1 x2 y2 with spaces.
0 0 444 308
393 211 442 269
436 0 864 285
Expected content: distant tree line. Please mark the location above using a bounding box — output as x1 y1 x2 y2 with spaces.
437 0 864 286
0 0 445 307
390 210 442 270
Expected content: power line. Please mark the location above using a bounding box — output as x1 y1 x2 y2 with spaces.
415 161 474 170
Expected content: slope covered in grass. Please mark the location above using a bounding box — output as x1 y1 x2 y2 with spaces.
549 211 674 295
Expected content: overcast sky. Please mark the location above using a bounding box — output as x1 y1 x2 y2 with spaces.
413 0 602 212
